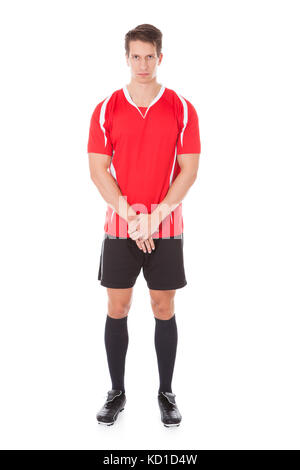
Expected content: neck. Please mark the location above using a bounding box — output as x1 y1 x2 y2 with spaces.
126 79 162 106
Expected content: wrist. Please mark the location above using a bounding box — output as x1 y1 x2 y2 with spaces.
126 205 137 222
152 202 171 226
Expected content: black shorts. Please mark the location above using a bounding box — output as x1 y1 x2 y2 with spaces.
98 233 187 290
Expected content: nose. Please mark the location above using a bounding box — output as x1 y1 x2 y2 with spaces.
139 58 148 70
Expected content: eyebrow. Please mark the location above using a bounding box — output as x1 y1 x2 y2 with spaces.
130 53 155 57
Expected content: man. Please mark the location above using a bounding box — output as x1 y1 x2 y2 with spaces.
87 24 201 427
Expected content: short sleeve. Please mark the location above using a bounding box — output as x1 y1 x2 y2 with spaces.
87 100 113 155
176 98 201 155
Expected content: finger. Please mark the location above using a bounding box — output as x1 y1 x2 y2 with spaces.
149 237 155 250
128 222 140 234
129 231 137 239
136 240 146 252
144 239 152 253
129 223 140 234
130 231 141 241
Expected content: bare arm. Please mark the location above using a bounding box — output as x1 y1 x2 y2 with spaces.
88 153 137 222
151 153 200 226
89 153 155 252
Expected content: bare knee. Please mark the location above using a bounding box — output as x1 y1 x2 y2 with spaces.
150 292 175 321
107 287 133 319
107 301 131 319
153 308 174 321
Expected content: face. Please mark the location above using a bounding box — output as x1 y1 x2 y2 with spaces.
125 40 163 82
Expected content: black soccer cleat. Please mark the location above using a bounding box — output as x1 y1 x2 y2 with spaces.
96 389 126 426
157 391 182 427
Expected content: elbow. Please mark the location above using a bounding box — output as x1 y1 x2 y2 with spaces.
187 171 198 186
90 172 98 184
191 171 198 183
90 168 107 184
179 168 198 184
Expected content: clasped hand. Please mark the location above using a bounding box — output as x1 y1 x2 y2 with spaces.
127 213 159 253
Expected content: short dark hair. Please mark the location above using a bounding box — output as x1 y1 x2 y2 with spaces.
125 24 162 57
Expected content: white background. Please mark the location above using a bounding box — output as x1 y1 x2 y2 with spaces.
0 0 299 450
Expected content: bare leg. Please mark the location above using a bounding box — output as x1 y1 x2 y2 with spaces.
149 289 176 320
106 287 134 319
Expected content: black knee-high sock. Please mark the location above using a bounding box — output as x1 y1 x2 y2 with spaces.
154 314 178 394
104 315 129 393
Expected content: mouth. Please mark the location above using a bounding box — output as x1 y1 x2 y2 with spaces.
138 73 149 76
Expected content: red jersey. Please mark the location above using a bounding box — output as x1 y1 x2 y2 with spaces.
87 85 201 238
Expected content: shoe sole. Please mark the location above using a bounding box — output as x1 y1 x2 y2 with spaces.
163 422 181 427
97 407 125 426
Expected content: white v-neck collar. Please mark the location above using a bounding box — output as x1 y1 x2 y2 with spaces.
122 84 165 119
